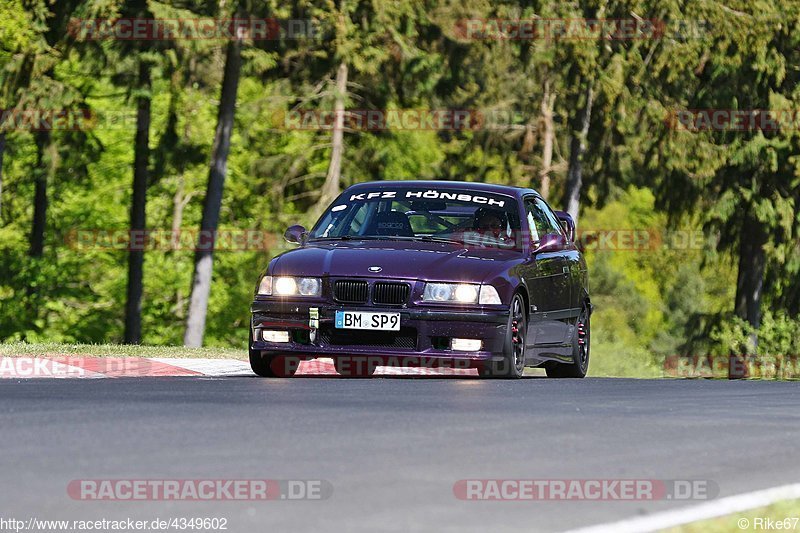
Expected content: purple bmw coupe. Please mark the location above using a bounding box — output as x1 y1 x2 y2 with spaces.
250 181 590 378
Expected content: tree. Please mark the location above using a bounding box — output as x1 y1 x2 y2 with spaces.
29 129 51 257
632 1 800 349
563 81 593 223
0 1 32 221
0 132 5 220
287 0 415 214
124 55 153 343
538 79 555 200
315 60 347 212
184 12 245 347
7 1 83 255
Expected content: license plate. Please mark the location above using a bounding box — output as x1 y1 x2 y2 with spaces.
335 311 400 331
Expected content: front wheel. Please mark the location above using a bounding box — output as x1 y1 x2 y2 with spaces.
546 304 590 378
478 293 526 379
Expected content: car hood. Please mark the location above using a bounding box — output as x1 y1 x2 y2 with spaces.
270 240 521 283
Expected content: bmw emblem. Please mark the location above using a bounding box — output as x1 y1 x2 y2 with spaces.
368 266 382 273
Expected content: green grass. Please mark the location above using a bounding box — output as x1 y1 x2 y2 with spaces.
0 342 247 360
588 338 663 378
664 499 800 532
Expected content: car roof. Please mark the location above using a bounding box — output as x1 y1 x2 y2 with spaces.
344 180 539 198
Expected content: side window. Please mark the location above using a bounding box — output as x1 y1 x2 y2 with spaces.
534 198 565 237
524 198 555 241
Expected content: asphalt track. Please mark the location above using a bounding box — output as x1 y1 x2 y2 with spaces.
0 376 798 532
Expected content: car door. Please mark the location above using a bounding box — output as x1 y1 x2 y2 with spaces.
539 201 584 316
520 196 572 351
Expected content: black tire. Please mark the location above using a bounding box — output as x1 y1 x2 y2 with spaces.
546 304 590 378
478 293 526 379
334 356 377 378
249 330 299 378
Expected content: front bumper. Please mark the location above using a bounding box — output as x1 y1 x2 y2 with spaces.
250 300 509 363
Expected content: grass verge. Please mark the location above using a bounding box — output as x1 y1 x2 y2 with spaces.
663 498 800 532
0 342 246 360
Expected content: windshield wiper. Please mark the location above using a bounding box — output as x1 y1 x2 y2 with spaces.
310 235 464 244
309 235 407 242
417 235 465 245
308 235 352 241
359 235 465 245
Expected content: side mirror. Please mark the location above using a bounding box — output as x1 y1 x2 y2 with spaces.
284 224 308 245
554 211 575 242
533 233 566 254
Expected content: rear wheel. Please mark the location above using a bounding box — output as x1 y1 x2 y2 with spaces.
249 330 299 378
478 293 526 379
545 304 590 378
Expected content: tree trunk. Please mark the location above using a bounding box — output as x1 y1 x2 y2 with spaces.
734 209 767 344
563 83 594 224
539 81 555 200
315 61 348 214
171 175 193 250
184 29 243 347
124 60 152 344
29 130 51 257
0 132 5 222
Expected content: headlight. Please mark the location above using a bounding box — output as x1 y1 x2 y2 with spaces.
274 277 297 295
423 283 479 304
422 283 502 305
454 284 479 302
297 277 321 296
257 276 321 297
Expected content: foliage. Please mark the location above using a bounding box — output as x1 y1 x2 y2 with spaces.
0 0 797 372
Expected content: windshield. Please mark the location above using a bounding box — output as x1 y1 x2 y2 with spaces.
310 188 521 249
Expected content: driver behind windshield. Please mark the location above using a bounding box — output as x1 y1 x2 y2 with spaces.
474 208 505 237
463 207 512 246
